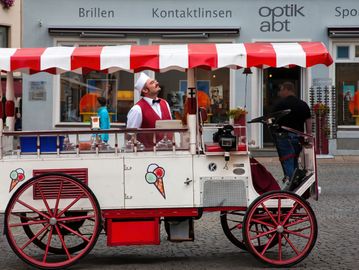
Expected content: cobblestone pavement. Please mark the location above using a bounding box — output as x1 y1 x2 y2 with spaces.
1 160 358 270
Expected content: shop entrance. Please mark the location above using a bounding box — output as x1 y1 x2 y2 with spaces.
262 67 301 146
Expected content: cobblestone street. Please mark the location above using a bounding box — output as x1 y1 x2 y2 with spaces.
1 160 358 270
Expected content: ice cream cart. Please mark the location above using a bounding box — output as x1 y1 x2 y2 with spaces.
0 42 332 269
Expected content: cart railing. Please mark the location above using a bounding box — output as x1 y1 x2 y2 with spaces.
0 127 189 159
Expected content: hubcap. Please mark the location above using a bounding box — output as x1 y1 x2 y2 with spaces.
276 225 284 233
49 217 57 225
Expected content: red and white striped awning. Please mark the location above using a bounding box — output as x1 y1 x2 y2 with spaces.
0 42 333 74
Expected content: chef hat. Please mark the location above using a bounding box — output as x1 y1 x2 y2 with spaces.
134 72 150 92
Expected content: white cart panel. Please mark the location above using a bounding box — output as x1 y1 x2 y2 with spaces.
124 154 193 208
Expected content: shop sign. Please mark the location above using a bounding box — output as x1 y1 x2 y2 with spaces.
29 81 47 101
312 78 333 88
258 4 305 32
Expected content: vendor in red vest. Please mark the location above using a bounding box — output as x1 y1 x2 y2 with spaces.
126 72 172 148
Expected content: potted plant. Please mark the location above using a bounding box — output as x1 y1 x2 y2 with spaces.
0 0 15 9
228 106 247 125
313 103 329 154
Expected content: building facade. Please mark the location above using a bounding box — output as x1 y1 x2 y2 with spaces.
19 0 359 155
1 0 22 129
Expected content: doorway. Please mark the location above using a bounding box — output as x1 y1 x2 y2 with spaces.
262 67 301 146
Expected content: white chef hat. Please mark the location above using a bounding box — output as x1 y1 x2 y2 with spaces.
134 72 150 92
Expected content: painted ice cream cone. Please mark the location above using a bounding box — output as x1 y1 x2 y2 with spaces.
154 178 166 199
9 179 18 192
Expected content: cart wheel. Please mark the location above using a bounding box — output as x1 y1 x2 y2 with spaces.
221 210 278 251
5 173 102 269
243 191 317 267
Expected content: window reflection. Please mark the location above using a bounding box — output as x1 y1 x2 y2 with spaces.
156 68 229 124
60 71 134 123
336 63 359 125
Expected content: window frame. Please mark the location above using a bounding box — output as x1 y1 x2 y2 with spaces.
331 40 359 129
0 25 9 48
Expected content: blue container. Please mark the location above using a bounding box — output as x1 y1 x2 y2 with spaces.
20 136 65 152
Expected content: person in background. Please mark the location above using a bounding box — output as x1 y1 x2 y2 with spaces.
97 96 110 143
272 81 312 188
126 72 172 147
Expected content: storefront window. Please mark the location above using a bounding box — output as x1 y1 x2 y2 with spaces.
155 68 230 123
335 63 359 125
60 71 134 123
337 46 349 59
0 26 9 47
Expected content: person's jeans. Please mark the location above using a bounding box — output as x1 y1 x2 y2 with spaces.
275 132 302 180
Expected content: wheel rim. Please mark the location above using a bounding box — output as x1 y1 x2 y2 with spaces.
243 191 317 267
5 173 101 269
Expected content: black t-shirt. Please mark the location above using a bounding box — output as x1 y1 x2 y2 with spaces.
272 95 311 132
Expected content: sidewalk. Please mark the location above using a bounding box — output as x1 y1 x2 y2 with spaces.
255 155 359 165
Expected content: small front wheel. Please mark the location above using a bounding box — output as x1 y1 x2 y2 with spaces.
243 191 317 267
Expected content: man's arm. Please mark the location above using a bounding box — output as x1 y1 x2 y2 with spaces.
126 105 142 128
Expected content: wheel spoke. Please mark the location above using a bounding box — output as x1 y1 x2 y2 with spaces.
284 228 310 239
42 227 54 263
261 203 278 226
57 214 95 223
58 222 91 243
278 198 281 223
283 233 300 255
226 218 243 223
38 185 53 216
282 202 300 224
250 227 277 240
17 199 50 220
251 218 275 228
54 180 64 216
57 193 85 218
259 232 277 255
13 213 40 221
285 216 309 228
20 224 50 250
278 233 282 261
254 223 261 246
54 224 71 259
10 219 48 228
228 223 242 231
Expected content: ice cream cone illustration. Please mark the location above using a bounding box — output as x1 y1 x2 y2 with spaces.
154 177 166 199
145 164 166 199
9 179 19 192
9 168 25 192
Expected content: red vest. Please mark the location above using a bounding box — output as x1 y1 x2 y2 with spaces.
137 98 172 148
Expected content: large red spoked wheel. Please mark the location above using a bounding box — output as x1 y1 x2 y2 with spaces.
243 191 317 267
221 210 278 252
5 173 102 269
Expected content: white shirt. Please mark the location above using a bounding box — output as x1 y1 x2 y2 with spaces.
126 97 172 128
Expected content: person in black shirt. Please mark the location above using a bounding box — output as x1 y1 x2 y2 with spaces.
272 82 312 184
